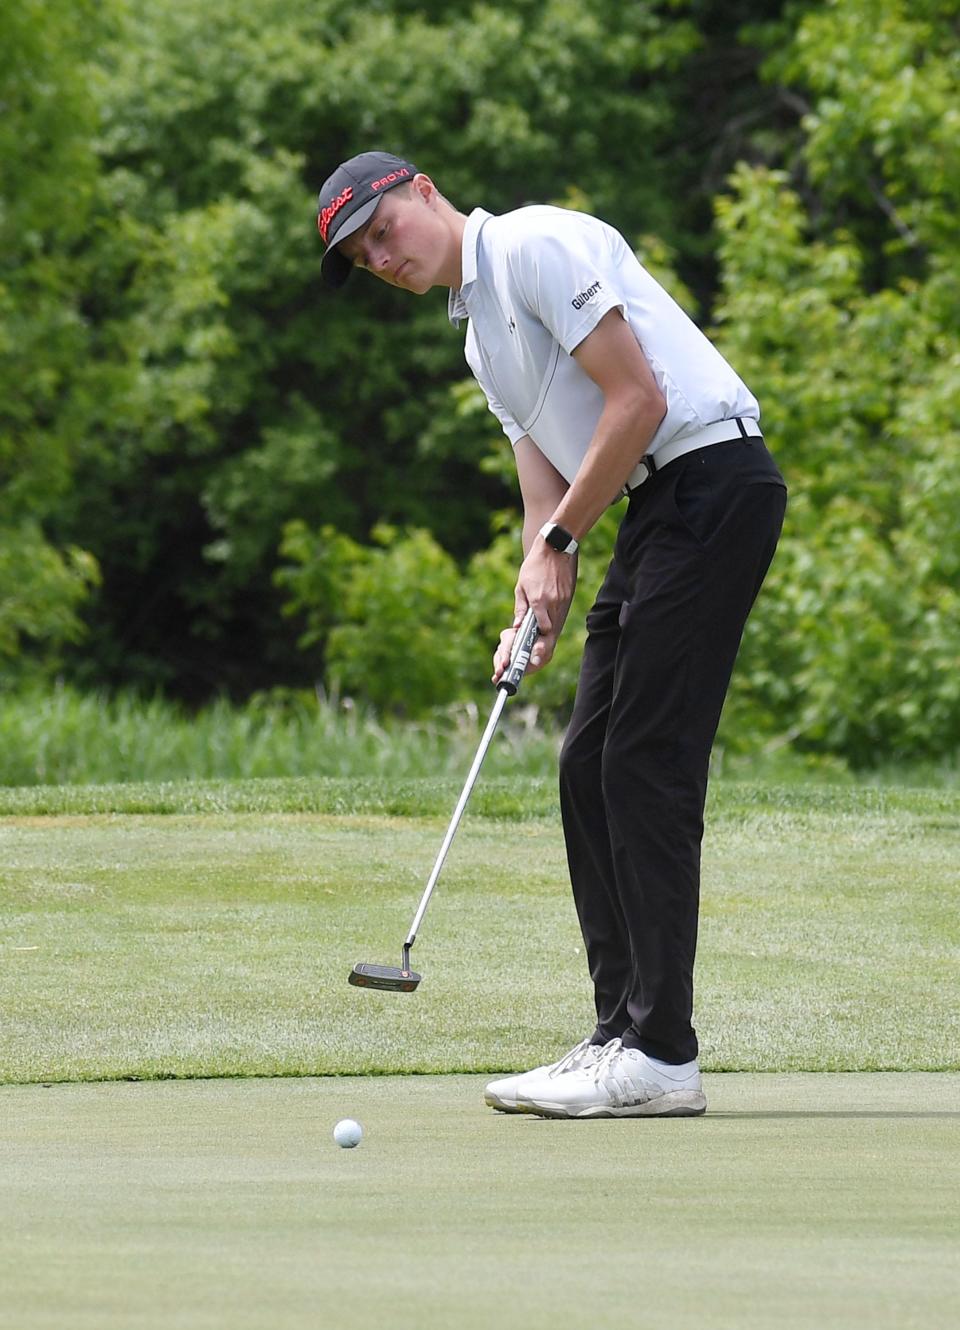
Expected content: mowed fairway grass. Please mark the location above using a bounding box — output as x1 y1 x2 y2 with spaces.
1 776 959 1328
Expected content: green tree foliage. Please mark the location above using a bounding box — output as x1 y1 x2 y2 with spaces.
41 0 761 696
277 503 624 716
279 522 466 711
0 0 105 670
712 0 960 764
3 0 957 765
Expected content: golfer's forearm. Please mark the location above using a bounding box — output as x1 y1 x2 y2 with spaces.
522 509 556 558
516 442 572 557
551 395 665 541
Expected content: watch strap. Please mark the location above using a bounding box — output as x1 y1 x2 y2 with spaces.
539 521 579 555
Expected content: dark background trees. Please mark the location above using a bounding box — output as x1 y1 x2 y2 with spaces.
3 0 957 763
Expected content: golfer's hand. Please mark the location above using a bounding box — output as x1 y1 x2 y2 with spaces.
492 545 576 684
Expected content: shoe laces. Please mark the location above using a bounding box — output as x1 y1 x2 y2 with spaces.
548 1037 596 1078
589 1037 625 1084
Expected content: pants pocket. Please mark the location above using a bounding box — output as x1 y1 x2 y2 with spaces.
672 463 786 549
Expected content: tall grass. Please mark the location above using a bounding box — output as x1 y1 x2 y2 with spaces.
1 685 957 789
0 686 561 786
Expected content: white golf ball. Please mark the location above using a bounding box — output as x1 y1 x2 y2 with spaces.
334 1118 362 1149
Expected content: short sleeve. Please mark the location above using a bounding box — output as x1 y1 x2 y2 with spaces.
508 221 626 356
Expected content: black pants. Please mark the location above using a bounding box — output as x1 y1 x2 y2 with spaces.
558 437 787 1064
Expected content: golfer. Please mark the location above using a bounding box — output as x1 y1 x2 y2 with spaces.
318 151 787 1117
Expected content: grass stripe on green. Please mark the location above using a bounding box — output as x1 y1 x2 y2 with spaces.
2 781 957 1083
1 774 959 818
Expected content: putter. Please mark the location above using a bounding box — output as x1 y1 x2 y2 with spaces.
348 607 541 992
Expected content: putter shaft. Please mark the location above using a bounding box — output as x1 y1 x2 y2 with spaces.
348 608 539 993
403 607 539 952
404 687 508 948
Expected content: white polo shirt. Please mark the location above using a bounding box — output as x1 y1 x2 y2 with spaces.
448 206 760 485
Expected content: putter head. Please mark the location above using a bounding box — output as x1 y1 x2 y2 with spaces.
348 962 422 993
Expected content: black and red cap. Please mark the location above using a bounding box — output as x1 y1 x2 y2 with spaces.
317 151 419 289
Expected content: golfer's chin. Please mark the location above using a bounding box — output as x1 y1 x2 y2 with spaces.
395 262 437 295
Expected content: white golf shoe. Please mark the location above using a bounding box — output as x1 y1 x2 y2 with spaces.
484 1037 606 1113
516 1038 707 1118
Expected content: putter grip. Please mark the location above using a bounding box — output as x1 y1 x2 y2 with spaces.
498 607 540 696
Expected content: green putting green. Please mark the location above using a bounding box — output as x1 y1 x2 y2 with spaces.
2 781 958 1326
1 1073 957 1330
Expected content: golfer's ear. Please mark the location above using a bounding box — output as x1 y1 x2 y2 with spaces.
413 173 437 204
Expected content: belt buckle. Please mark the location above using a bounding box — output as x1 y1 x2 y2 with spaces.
624 454 657 496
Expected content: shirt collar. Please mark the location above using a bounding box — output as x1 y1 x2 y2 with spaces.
448 207 492 327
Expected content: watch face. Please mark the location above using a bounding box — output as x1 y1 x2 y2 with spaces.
540 521 576 553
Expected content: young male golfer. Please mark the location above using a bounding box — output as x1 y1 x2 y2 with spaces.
318 151 787 1117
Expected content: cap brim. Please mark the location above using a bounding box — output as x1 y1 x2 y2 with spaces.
320 195 382 290
321 246 353 290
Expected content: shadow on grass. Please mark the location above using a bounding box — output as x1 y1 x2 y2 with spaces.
709 1110 960 1120
512 1110 960 1122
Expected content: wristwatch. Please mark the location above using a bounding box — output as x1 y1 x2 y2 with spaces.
538 521 579 555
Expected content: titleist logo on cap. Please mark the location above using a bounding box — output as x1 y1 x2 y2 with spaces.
318 186 353 242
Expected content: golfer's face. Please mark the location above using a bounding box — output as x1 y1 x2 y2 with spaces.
338 183 444 294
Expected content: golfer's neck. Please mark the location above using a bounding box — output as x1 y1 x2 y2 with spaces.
439 209 468 290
